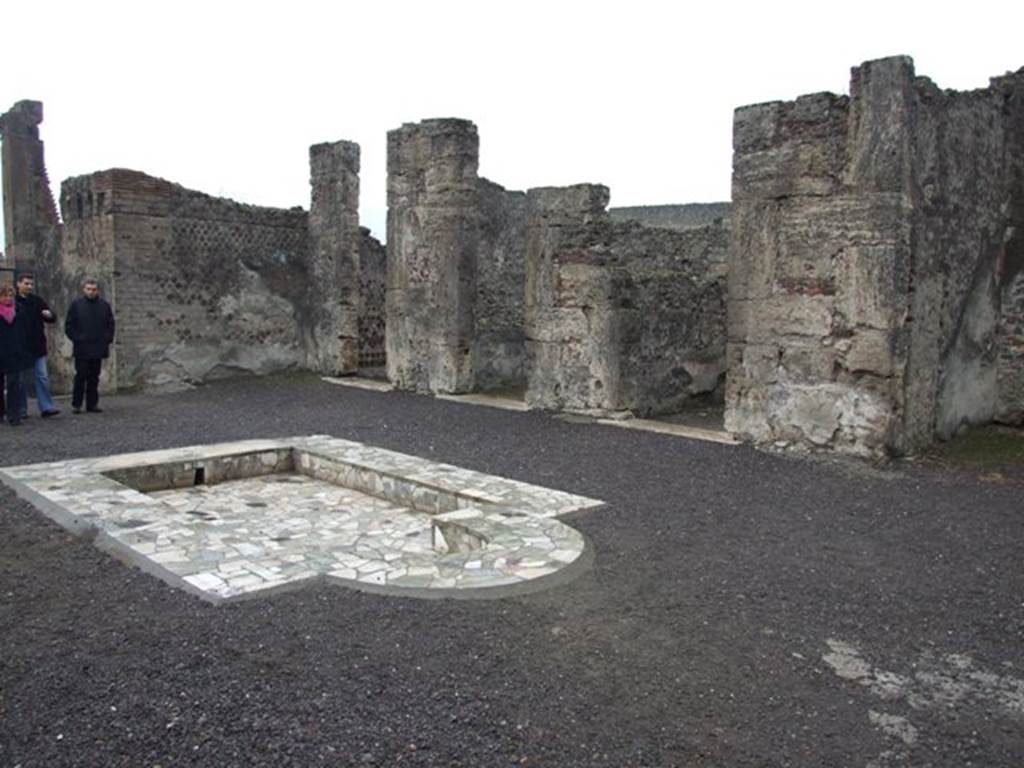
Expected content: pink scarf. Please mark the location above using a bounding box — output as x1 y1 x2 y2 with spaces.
0 303 14 325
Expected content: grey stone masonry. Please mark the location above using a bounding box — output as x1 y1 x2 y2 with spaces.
525 185 728 415
57 169 311 392
386 119 480 393
474 178 528 391
524 185 610 411
996 69 1024 425
358 227 387 371
308 140 362 376
608 202 731 231
725 56 1024 456
0 100 60 277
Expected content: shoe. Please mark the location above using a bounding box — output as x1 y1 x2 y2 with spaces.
41 409 61 418
72 406 82 414
9 419 21 427
86 407 103 413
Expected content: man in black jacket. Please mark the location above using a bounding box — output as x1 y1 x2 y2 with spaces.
14 273 60 419
64 278 115 414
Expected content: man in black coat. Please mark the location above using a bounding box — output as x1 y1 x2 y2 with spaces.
64 278 115 414
14 273 60 418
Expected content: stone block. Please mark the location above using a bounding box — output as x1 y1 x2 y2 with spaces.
847 56 916 193
839 328 895 377
733 101 784 154
779 341 837 383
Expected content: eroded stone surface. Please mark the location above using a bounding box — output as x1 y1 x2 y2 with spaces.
726 57 1024 456
525 186 728 416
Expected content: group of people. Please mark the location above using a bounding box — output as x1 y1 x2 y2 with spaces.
0 275 116 427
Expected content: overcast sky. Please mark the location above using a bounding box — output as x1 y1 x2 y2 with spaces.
2 0 1022 248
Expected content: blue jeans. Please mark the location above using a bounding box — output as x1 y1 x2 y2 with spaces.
17 356 57 417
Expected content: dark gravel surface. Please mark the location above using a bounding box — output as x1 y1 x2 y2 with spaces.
1 373 1022 767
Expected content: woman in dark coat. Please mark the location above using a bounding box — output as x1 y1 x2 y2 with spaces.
0 283 32 426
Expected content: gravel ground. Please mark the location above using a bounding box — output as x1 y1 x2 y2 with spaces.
1 373 1022 768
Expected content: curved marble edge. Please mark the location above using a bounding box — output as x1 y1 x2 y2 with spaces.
0 435 605 601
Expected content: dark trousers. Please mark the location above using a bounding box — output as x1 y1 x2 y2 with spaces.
73 357 103 410
3 369 25 423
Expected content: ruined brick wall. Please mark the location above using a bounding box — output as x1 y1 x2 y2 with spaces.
475 178 528 391
357 227 386 371
386 119 479 393
608 203 731 231
308 141 360 376
525 185 727 414
59 170 310 391
726 56 1024 456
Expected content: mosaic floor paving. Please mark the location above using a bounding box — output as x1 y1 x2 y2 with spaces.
0 436 604 601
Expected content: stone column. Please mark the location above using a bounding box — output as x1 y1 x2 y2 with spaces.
723 57 922 456
523 184 610 410
0 100 59 276
308 140 361 375
386 118 479 393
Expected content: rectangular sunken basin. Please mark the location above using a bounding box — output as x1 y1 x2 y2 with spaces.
0 436 603 602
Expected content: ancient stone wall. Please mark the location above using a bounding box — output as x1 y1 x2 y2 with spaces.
912 72 1024 442
524 185 728 414
608 202 731 231
357 227 387 372
308 141 361 376
995 69 1024 425
386 119 479 393
726 56 1024 456
475 178 528 391
59 169 311 391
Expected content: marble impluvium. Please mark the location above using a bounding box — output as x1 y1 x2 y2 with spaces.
0 436 603 602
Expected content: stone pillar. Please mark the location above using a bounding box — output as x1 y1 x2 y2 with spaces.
724 57 915 456
0 100 59 276
523 184 610 410
386 118 479 393
308 140 361 375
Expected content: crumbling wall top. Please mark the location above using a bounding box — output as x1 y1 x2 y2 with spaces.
0 100 44 136
526 184 609 219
